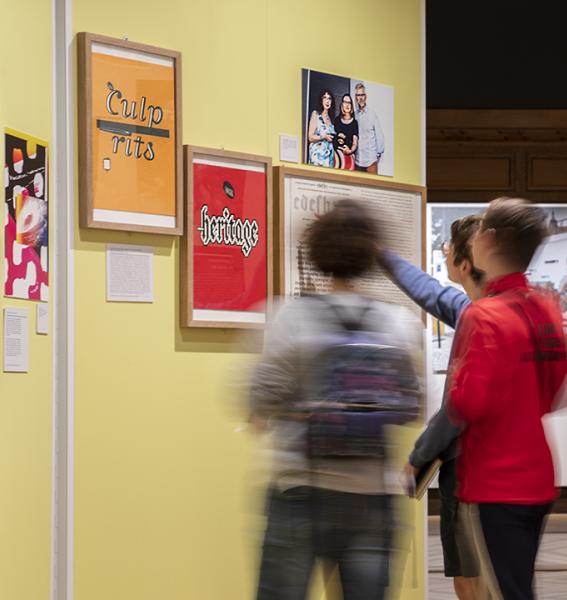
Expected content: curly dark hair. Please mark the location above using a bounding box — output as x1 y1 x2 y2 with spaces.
306 199 380 279
480 197 548 271
315 88 336 119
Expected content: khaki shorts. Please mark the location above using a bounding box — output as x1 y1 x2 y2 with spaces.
438 459 480 578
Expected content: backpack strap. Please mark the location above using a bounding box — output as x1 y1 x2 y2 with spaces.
313 294 374 332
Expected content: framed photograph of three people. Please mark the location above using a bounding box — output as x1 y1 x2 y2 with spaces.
302 68 394 177
180 146 273 328
77 32 183 235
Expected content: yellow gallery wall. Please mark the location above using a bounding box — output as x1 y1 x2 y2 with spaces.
73 1 424 600
0 1 53 599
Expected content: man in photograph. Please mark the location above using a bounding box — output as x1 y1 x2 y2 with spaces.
354 83 385 174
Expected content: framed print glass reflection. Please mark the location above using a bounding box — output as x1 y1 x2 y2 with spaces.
180 146 273 328
77 32 183 234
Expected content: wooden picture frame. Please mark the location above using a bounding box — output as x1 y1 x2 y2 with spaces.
180 146 273 328
77 32 183 235
274 166 426 304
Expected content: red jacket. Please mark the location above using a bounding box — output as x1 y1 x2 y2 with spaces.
448 273 567 504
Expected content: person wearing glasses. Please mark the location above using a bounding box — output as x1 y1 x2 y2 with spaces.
354 82 385 174
448 198 567 600
307 89 336 168
333 93 359 170
380 215 486 600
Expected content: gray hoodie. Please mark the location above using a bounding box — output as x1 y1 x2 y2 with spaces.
249 293 422 494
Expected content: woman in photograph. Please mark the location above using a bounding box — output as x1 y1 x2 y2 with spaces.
333 93 359 170
307 89 336 168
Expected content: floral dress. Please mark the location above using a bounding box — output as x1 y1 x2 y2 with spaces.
308 113 335 167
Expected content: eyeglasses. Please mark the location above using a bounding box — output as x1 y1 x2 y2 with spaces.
355 93 366 98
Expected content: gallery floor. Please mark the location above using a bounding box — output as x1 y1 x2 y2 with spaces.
428 515 567 599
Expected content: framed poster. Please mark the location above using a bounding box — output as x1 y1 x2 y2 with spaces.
180 146 272 328
4 129 49 301
275 167 425 313
427 202 567 374
302 68 394 177
77 32 182 234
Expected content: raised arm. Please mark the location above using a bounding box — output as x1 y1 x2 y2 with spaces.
381 250 470 328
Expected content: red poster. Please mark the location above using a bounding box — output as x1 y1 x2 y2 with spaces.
193 161 267 314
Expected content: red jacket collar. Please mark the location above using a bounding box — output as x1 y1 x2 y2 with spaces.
484 272 529 296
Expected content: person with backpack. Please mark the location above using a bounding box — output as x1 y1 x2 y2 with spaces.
447 197 567 600
249 199 422 600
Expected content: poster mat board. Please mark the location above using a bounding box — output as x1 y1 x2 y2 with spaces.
274 166 426 305
180 146 273 329
77 32 183 235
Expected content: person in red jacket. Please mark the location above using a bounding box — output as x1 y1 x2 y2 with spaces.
447 197 567 600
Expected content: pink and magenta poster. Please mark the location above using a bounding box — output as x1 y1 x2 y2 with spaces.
4 129 49 301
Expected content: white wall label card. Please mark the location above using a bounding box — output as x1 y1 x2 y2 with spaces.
36 304 49 335
4 308 29 372
106 244 154 303
279 134 299 163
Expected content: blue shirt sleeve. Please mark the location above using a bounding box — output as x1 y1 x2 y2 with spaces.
382 250 470 328
408 405 461 468
373 111 385 156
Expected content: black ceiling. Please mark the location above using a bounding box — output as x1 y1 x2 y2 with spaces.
427 1 567 109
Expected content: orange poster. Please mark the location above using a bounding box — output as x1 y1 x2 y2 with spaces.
79 34 182 234
90 49 176 217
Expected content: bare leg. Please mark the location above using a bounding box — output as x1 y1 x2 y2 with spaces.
365 161 378 174
454 576 485 600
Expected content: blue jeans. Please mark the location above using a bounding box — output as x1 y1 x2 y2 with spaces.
256 487 393 600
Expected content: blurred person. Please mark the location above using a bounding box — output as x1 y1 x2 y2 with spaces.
353 83 384 175
447 198 567 600
307 89 336 168
381 215 486 600
333 94 358 170
249 199 422 600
